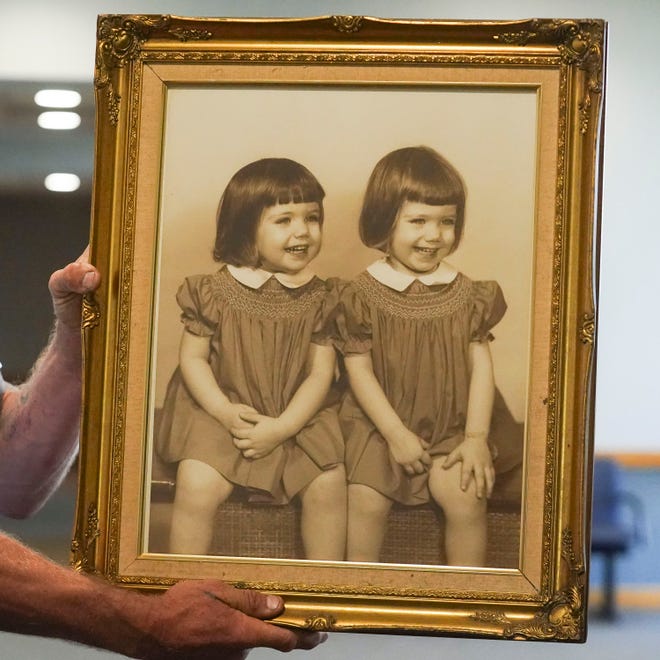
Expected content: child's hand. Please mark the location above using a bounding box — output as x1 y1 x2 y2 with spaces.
442 437 495 499
386 429 432 476
231 412 289 460
217 403 259 432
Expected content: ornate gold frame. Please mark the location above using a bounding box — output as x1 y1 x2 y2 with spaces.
76 15 605 642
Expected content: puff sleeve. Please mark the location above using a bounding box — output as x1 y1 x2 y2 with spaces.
311 278 342 346
176 274 220 337
469 280 507 342
335 282 373 355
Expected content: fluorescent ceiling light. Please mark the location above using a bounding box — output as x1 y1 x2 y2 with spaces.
34 89 81 108
44 173 81 192
37 111 81 130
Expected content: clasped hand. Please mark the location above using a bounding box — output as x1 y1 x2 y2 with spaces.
230 410 289 460
387 428 432 476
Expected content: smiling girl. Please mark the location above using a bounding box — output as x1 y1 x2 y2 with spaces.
337 146 506 566
156 158 346 560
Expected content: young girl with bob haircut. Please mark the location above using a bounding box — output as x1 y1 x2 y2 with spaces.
338 145 507 566
157 157 346 560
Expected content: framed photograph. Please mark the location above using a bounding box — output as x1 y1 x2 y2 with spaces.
76 15 606 642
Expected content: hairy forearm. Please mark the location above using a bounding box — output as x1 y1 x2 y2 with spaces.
1 532 324 658
0 322 83 518
0 532 152 657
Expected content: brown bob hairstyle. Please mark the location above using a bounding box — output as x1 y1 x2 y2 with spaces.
359 146 467 252
213 158 325 267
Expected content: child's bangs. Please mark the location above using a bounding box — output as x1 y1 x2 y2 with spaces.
253 159 325 210
272 184 321 206
403 174 462 207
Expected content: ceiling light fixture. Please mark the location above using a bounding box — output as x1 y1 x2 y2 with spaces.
34 89 82 109
44 173 81 192
37 111 82 130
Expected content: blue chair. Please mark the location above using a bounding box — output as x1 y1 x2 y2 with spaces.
590 457 646 619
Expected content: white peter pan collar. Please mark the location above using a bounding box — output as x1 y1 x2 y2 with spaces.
366 258 458 292
227 264 316 289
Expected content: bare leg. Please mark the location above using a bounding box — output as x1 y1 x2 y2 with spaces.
169 459 234 555
428 459 487 567
299 465 347 560
346 483 392 562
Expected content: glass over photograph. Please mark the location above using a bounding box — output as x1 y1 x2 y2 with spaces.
146 85 535 569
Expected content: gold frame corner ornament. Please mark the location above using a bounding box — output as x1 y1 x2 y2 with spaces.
95 15 172 125
473 530 585 641
495 19 604 134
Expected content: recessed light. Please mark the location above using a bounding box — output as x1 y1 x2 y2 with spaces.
44 173 81 192
37 111 81 130
34 89 82 109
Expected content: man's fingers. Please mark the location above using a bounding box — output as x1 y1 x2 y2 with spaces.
49 260 100 298
291 630 329 650
202 584 327 652
203 583 283 619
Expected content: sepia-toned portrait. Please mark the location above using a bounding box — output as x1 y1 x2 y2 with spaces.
146 85 533 569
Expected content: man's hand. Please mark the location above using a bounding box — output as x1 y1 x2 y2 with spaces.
48 246 100 330
137 579 326 659
0 248 101 517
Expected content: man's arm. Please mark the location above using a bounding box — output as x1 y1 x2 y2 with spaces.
0 250 100 517
0 532 324 658
0 251 326 657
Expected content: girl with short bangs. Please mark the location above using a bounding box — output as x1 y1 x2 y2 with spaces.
359 145 466 251
157 157 346 560
338 145 507 566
